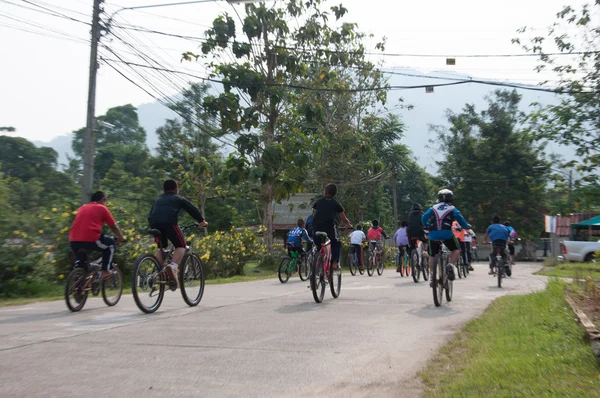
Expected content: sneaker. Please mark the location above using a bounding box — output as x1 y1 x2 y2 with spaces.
165 264 179 290
396 267 401 273
488 269 494 275
446 264 455 281
429 281 434 288
468 265 474 271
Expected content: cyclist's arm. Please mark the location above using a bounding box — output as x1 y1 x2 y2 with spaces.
302 228 313 243
102 208 125 242
381 228 388 239
453 209 471 230
339 211 352 228
180 196 205 223
421 208 432 228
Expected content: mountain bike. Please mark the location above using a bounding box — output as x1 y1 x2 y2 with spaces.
347 245 364 276
367 240 382 277
278 245 309 283
490 245 509 288
410 246 429 283
310 231 341 303
132 224 205 314
456 253 467 279
65 244 124 312
431 243 453 307
398 246 410 277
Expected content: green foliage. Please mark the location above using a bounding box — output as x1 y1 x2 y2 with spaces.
516 2 600 186
431 90 549 237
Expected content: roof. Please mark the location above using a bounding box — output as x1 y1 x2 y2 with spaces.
554 213 600 236
571 215 600 228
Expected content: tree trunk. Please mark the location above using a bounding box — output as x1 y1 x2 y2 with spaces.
263 181 274 253
391 172 399 231
199 195 208 236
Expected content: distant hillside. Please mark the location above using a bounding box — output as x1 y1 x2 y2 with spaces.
33 69 574 171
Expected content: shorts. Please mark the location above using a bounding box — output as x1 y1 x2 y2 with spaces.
428 237 459 257
408 234 425 250
287 244 305 258
151 224 186 249
508 243 515 256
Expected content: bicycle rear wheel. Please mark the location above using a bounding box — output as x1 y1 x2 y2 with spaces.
367 253 375 276
310 255 326 303
432 254 443 307
348 251 357 276
65 268 88 312
497 258 503 288
329 262 342 298
101 267 123 306
403 254 411 277
377 254 384 275
180 253 205 306
411 250 420 283
422 258 430 281
278 258 291 283
456 256 463 279
132 254 165 314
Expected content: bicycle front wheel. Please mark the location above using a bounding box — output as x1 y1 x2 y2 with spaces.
432 255 443 307
132 254 165 314
329 261 342 298
101 267 123 306
278 258 291 284
311 255 326 303
180 253 205 306
65 268 88 312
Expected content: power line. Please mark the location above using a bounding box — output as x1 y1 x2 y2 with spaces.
0 11 89 42
1 0 90 25
0 21 88 43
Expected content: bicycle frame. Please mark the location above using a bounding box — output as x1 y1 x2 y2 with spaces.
320 236 332 274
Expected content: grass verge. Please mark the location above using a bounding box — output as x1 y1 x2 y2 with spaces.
420 279 600 397
535 262 600 282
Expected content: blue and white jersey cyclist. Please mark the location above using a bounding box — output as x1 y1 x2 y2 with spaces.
422 189 471 284
286 218 313 258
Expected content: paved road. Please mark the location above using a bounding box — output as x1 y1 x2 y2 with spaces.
0 262 546 398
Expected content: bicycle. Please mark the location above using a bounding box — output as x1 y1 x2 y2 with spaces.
347 245 364 276
367 240 383 277
278 245 309 283
397 246 410 277
131 224 205 314
310 231 341 303
470 245 480 263
456 252 468 279
410 246 429 283
431 243 453 307
490 244 509 288
65 245 124 312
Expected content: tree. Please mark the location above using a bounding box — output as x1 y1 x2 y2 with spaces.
0 136 57 180
431 90 549 237
515 1 600 185
195 0 387 251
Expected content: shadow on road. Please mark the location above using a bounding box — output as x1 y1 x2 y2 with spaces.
407 305 459 318
0 310 74 325
275 301 331 314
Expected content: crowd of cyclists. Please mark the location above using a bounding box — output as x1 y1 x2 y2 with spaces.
67 180 518 301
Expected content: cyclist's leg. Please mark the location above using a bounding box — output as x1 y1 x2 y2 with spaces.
161 224 186 287
69 241 96 270
330 237 341 270
95 235 115 278
428 240 440 286
397 246 402 271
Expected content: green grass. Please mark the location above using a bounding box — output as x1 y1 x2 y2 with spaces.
536 262 600 282
420 279 600 397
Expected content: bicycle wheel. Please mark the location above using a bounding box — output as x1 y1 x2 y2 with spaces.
404 254 411 277
348 251 357 276
411 250 420 283
329 261 342 298
299 255 310 281
456 256 463 279
367 253 375 276
310 255 326 303
432 255 443 307
278 258 291 283
132 254 165 314
65 268 88 312
399 255 405 277
180 253 205 306
377 253 384 275
445 270 453 302
422 257 430 281
101 267 123 306
497 258 503 288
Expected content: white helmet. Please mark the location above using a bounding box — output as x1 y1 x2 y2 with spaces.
437 189 453 203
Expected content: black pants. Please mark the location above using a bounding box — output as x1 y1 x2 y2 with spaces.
465 242 472 263
350 244 363 266
459 241 468 265
70 235 115 271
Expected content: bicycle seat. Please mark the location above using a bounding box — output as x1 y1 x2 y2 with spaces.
369 240 378 244
315 231 328 238
148 229 162 238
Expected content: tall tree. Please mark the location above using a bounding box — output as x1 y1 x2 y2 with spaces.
431 90 549 237
515 1 600 186
194 0 387 251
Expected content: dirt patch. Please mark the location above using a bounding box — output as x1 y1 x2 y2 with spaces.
567 283 600 328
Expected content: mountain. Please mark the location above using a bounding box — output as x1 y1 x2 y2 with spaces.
33 69 573 171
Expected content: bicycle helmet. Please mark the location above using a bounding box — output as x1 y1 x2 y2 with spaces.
412 203 421 211
437 189 453 203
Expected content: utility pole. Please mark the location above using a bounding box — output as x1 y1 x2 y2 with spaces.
567 169 573 213
82 0 103 203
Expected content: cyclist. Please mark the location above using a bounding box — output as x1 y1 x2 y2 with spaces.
148 179 208 290
287 218 312 260
393 221 409 273
407 203 426 262
452 220 468 270
484 215 510 275
305 213 314 251
422 189 471 284
417 233 429 268
69 191 125 280
464 228 475 271
349 225 367 270
367 219 388 260
504 221 517 264
312 183 352 271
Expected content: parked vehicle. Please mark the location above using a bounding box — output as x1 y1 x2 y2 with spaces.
561 240 600 262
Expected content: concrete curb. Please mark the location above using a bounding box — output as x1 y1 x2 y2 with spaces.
565 296 600 359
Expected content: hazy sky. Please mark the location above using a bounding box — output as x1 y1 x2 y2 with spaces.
0 0 587 142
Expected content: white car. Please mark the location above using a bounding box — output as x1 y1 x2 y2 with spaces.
561 240 600 262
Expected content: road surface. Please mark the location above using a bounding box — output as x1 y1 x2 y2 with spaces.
0 262 546 397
